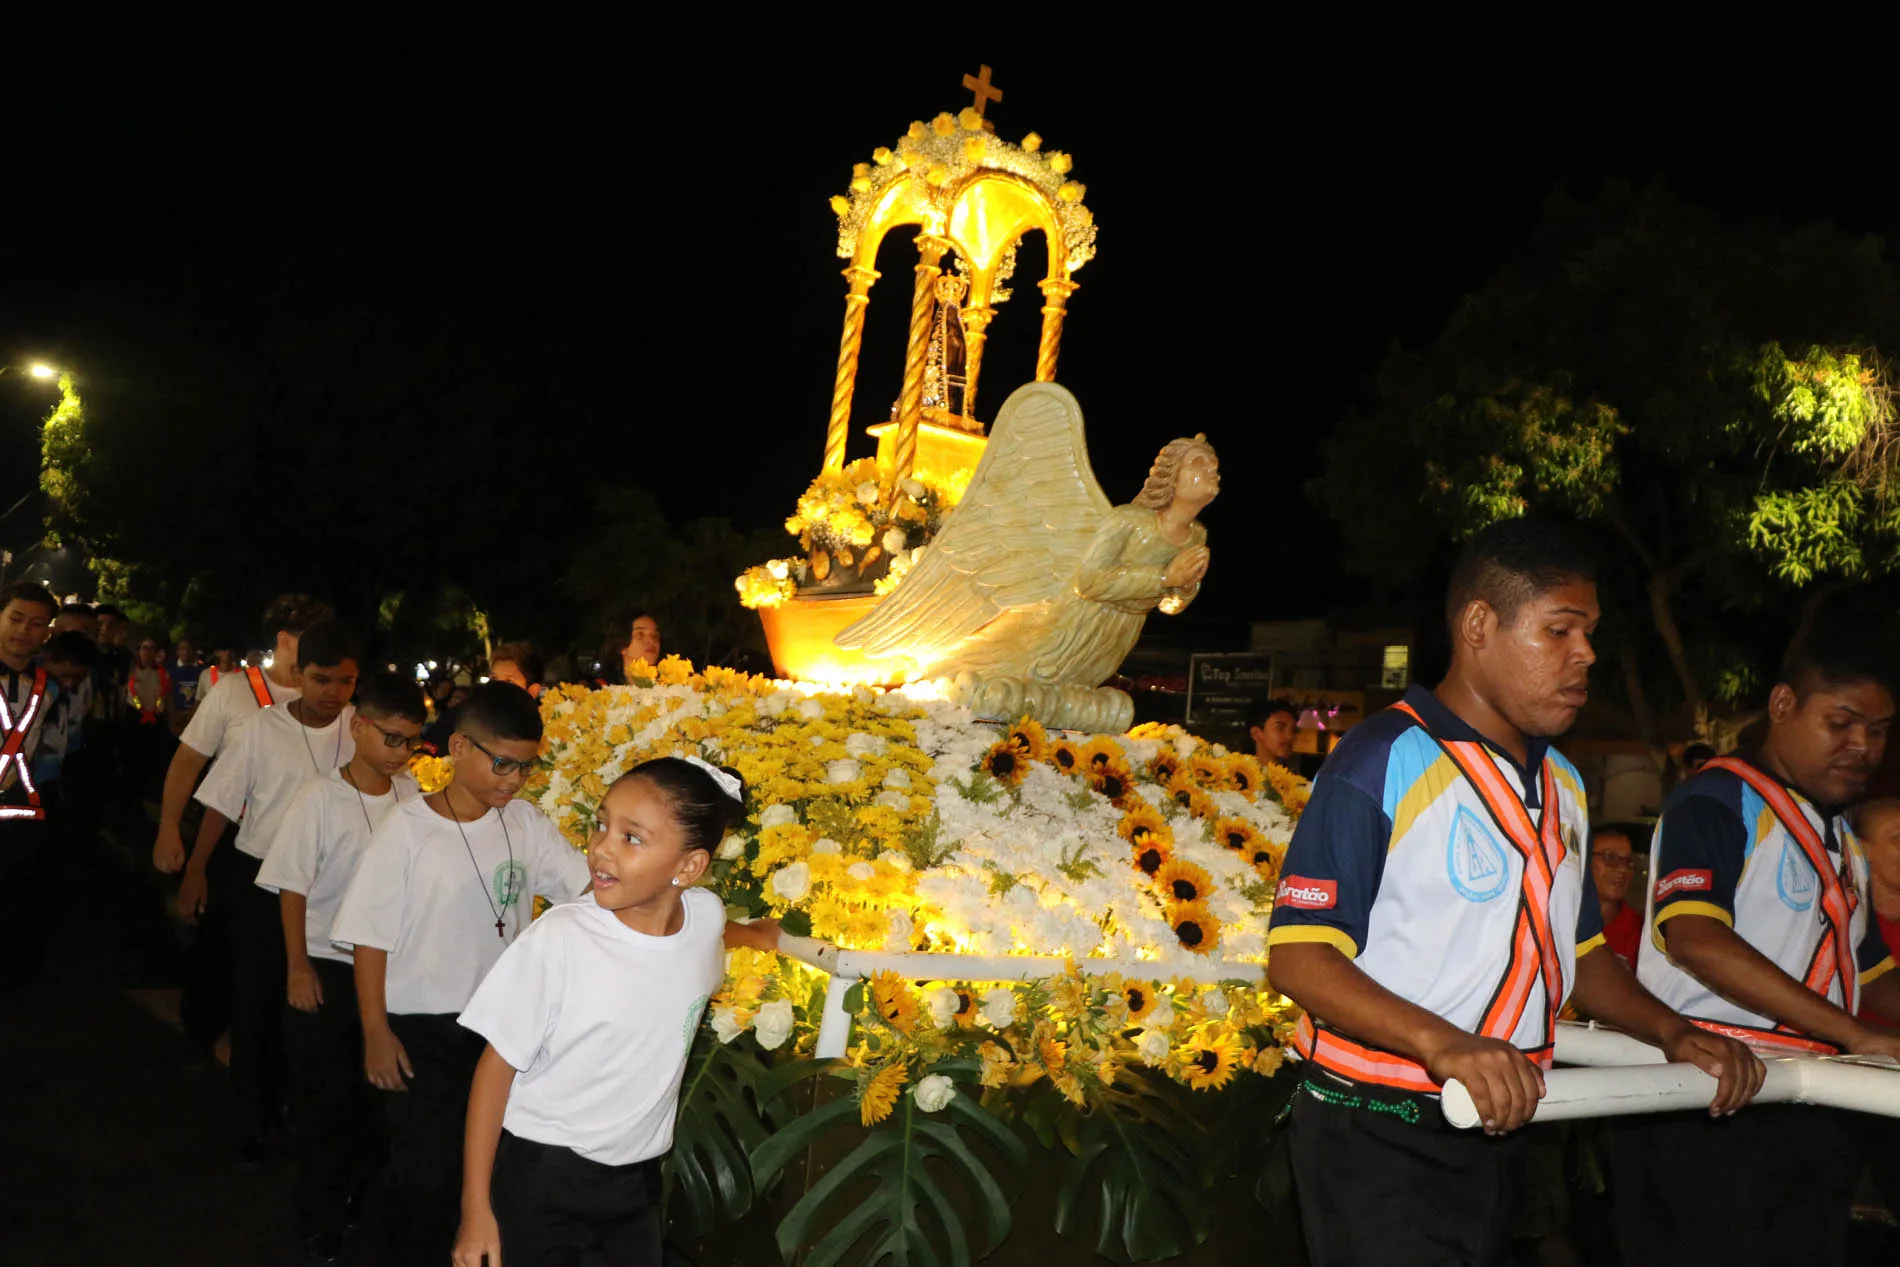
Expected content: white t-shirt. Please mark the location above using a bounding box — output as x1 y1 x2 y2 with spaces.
179 668 300 758
256 770 420 964
330 797 592 1015
459 890 726 1165
195 705 356 861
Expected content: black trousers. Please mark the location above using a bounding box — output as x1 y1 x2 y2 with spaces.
379 1012 485 1266
284 958 381 1236
0 814 60 990
493 1131 663 1267
224 851 287 1144
178 822 235 1054
1608 1104 1859 1267
1288 1080 1524 1267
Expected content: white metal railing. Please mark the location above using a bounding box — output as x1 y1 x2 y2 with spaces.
775 934 1266 1059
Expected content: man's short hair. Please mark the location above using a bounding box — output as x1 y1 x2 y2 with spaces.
1250 699 1298 731
93 603 126 621
353 671 426 725
491 640 544 687
0 582 59 619
1445 518 1598 634
262 594 334 644
1780 621 1899 701
455 681 544 745
294 621 359 670
59 601 92 616
41 630 100 669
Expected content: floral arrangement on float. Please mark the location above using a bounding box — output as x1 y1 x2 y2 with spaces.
514 656 1308 1266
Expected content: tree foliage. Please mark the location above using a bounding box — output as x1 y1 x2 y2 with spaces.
1319 184 1900 725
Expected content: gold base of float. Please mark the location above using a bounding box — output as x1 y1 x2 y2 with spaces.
865 420 987 488
757 591 920 687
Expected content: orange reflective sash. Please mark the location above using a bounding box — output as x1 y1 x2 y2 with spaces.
1684 1017 1842 1056
1700 756 1857 1012
0 667 48 821
1297 701 1568 1093
244 665 274 710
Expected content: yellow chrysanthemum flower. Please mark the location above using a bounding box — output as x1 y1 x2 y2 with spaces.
859 1062 907 1126
1169 901 1221 954
870 970 920 1034
1178 1033 1245 1091
1153 859 1215 906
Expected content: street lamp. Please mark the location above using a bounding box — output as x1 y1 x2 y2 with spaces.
27 364 56 380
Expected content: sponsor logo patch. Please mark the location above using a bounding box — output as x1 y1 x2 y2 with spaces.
1277 876 1338 910
1655 868 1713 900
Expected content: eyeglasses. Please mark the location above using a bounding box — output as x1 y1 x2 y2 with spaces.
1591 851 1635 871
467 734 544 777
367 721 426 753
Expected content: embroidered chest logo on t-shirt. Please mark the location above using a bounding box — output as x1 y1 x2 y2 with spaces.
492 860 527 910
1776 840 1816 912
1446 806 1509 903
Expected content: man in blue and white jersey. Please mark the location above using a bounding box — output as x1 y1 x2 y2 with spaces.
1267 519 1762 1266
1613 625 1900 1267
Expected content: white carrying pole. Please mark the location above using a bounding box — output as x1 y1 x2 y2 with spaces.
775 933 1269 1059
1552 1021 1668 1067
1443 1054 1900 1129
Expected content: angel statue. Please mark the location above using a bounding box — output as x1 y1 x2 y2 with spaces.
836 381 1217 733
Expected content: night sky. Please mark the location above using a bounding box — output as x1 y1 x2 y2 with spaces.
6 38 1899 652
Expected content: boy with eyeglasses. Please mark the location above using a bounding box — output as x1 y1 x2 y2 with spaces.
1591 825 1643 966
332 682 590 1266
256 672 426 1261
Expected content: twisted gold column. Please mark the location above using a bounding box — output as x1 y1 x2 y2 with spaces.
1035 277 1079 382
891 234 950 483
821 264 880 472
959 304 995 425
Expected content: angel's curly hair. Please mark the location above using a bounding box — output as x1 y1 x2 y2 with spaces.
1133 434 1217 510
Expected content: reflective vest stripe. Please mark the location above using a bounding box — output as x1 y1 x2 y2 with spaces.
1685 1017 1842 1056
1294 701 1564 1093
244 665 274 710
1701 757 1856 1011
0 668 48 822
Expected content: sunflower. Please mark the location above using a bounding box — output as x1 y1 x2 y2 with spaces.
859 1062 908 1125
1212 816 1266 856
1169 901 1221 954
1178 1033 1246 1091
1005 716 1049 762
1223 752 1264 797
1248 842 1286 878
1149 750 1183 786
1132 838 1172 876
948 987 978 1027
1049 739 1082 775
980 739 1029 786
1187 753 1226 788
1263 761 1310 816
1167 773 1216 819
1090 758 1138 805
870 970 920 1034
1118 802 1170 845
1077 737 1124 772
1120 979 1160 1024
1154 859 1215 906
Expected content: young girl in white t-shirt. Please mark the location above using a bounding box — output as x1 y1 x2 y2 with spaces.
452 756 781 1267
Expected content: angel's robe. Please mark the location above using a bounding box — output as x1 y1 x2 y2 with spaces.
937 504 1205 684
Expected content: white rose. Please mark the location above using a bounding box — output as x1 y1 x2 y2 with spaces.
979 987 1016 1029
715 833 746 861
826 759 863 785
855 481 880 505
760 804 797 829
753 999 796 1051
881 767 911 790
1136 1028 1171 1066
881 527 908 555
769 861 811 903
885 908 914 951
874 789 910 811
901 477 926 500
797 698 825 721
1146 996 1175 1031
845 731 887 758
810 836 843 855
711 1006 746 1045
927 986 960 1028
914 1073 957 1113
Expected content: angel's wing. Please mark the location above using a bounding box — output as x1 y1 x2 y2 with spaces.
836 382 1112 660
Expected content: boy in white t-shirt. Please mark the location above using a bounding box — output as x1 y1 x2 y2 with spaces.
256 671 426 1261
331 682 591 1266
453 756 782 1267
193 620 360 1160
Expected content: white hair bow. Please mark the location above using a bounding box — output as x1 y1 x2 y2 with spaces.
684 754 744 803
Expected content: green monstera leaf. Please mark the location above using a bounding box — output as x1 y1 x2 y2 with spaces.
750 1061 1027 1267
663 1030 777 1239
1052 1070 1216 1264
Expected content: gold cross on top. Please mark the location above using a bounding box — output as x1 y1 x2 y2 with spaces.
962 65 1003 117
